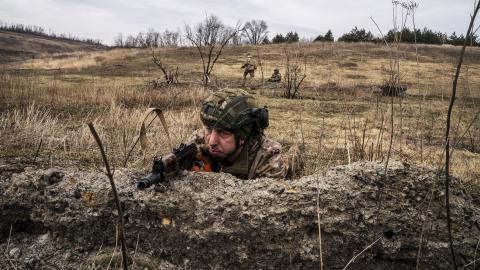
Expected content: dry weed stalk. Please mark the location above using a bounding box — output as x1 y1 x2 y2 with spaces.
0 224 18 270
255 46 265 82
384 96 395 174
342 237 382 270
316 182 324 270
415 189 435 270
123 108 172 167
106 224 119 270
88 123 128 270
443 2 480 268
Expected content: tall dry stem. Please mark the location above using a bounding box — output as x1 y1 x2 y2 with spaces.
443 2 480 269
88 123 128 270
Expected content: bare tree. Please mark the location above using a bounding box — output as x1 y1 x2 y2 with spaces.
185 15 241 86
124 34 137 48
145 28 159 48
113 33 124 47
229 31 244 45
136 32 146 48
161 30 180 47
242 20 269 45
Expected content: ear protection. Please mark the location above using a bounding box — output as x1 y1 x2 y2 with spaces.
251 106 269 130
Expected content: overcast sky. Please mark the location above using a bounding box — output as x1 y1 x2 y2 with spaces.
0 0 477 45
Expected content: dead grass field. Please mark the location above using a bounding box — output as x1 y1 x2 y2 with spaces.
0 42 479 187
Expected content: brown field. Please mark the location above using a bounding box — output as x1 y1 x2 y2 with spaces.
1 42 479 187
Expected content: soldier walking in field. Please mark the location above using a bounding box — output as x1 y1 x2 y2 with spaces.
241 53 257 87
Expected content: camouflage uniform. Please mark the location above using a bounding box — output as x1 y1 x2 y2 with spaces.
193 88 303 179
267 69 282 82
188 130 300 179
241 59 256 78
241 55 256 86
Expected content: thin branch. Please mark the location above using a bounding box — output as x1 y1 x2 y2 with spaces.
342 237 382 270
443 2 480 269
370 17 391 49
462 254 480 270
32 138 43 163
316 180 324 270
124 115 157 167
88 123 128 270
132 232 140 270
384 96 394 175
474 237 480 270
450 111 480 156
415 189 434 270
6 224 12 252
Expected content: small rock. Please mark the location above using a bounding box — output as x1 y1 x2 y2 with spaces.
225 178 235 187
63 250 73 261
9 247 22 258
37 231 50 245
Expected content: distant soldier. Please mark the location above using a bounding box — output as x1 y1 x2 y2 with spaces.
241 53 257 86
267 68 282 82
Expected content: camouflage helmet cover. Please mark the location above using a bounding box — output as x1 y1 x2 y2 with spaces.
200 88 266 140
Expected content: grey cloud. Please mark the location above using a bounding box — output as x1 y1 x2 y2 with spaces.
0 0 476 45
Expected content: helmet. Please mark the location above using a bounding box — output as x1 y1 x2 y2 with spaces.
200 88 268 140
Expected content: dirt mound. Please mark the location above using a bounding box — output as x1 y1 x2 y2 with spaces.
0 161 478 269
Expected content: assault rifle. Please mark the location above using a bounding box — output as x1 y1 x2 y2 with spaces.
137 143 198 190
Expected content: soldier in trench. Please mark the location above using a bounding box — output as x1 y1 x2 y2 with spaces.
188 88 302 179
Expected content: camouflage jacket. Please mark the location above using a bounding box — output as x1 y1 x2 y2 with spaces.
188 129 300 179
241 59 256 72
268 73 282 82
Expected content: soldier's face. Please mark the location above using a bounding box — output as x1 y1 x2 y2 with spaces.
204 125 241 160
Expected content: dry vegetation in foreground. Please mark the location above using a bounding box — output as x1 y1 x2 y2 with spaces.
0 42 479 187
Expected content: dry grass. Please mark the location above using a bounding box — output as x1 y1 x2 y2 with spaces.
0 42 479 185
20 49 143 70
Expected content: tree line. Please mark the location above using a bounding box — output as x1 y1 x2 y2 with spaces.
116 20 479 48
337 26 480 46
0 21 103 46
2 19 477 48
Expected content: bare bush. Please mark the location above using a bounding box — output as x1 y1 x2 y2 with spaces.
283 46 307 99
150 48 178 85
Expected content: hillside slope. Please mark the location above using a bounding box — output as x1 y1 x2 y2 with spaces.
0 30 107 63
